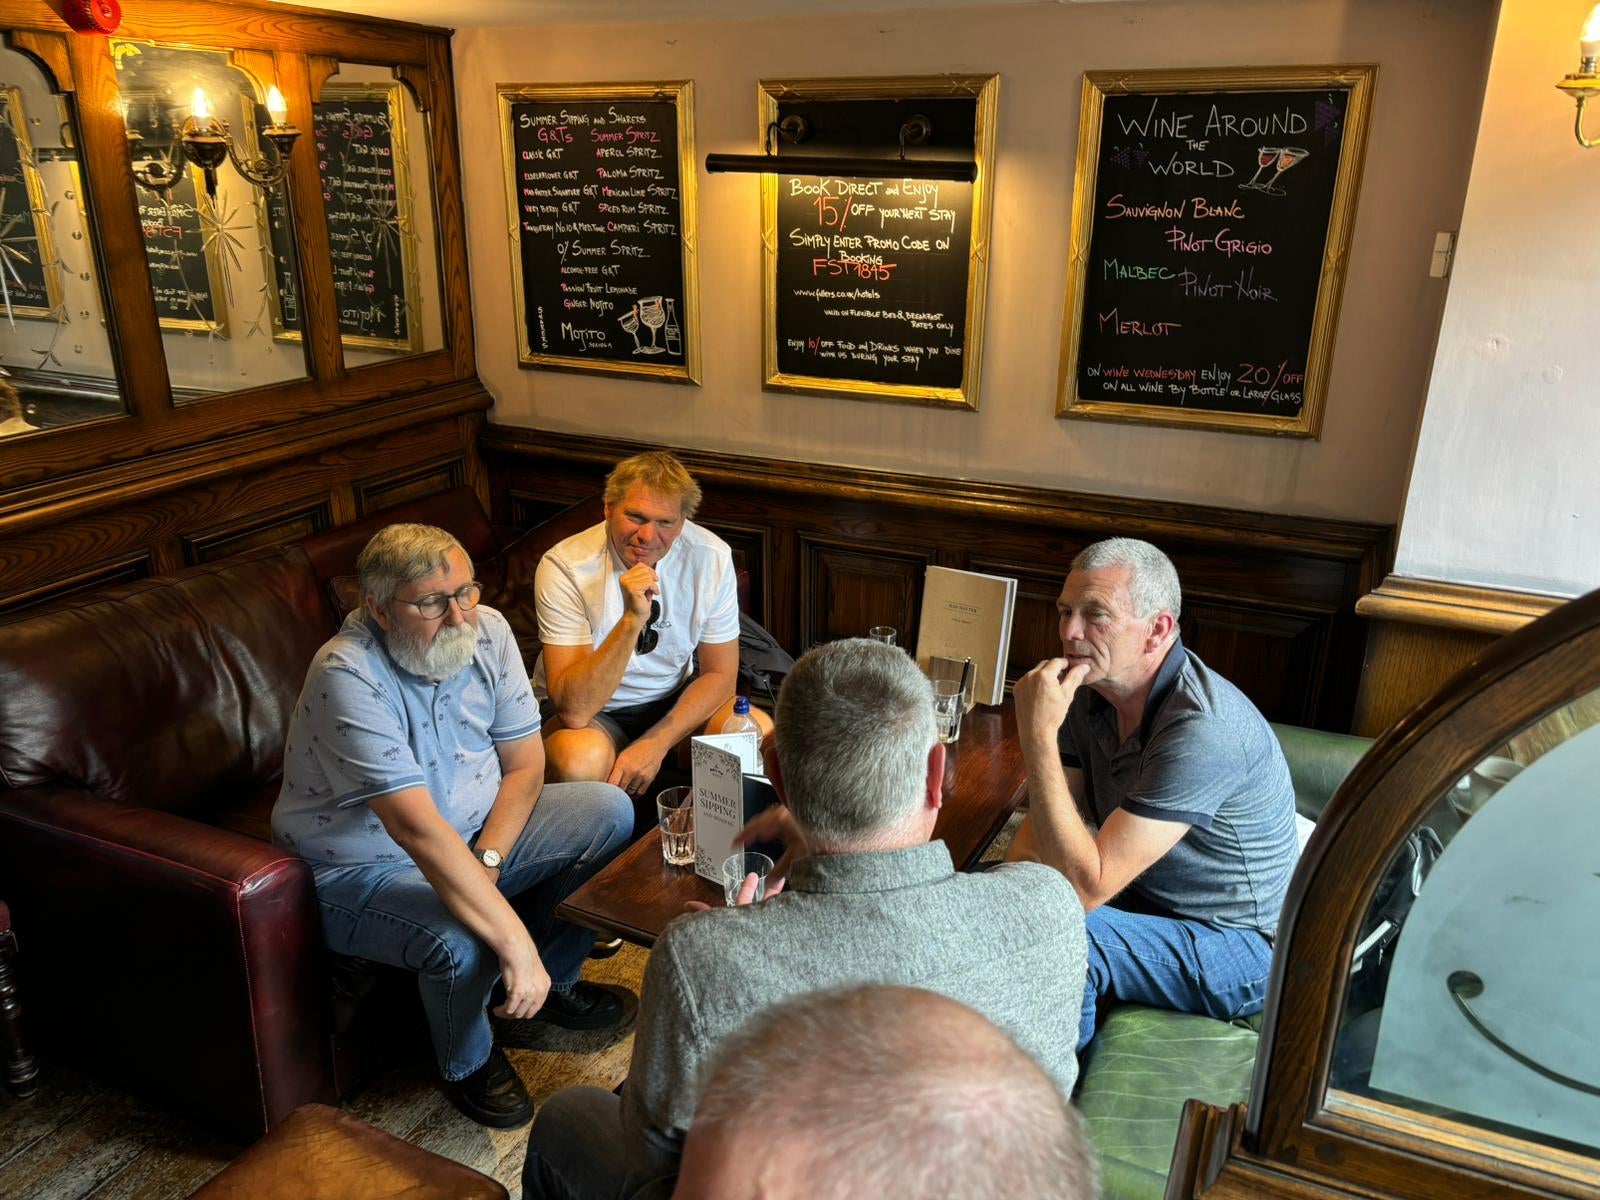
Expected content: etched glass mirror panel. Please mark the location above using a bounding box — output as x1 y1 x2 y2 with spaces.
289 62 444 366
1328 686 1600 1164
113 40 309 399
0 43 124 435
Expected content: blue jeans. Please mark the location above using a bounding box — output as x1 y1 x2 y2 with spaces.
1078 902 1274 1051
312 782 632 1080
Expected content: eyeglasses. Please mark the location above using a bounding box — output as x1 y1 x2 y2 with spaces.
636 599 661 655
396 582 482 620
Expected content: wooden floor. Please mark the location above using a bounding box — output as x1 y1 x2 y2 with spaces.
0 946 648 1200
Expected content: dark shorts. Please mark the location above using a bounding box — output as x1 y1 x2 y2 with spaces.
539 682 689 749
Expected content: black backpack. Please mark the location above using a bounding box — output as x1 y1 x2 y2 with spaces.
1346 826 1444 1013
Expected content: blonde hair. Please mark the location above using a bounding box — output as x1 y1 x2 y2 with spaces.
603 450 702 518
0 377 21 423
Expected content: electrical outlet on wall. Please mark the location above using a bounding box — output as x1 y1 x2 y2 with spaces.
1430 232 1456 279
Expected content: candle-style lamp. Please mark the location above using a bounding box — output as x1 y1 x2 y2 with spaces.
124 82 301 198
1556 3 1600 148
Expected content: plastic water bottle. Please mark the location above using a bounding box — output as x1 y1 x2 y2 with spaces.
720 695 761 738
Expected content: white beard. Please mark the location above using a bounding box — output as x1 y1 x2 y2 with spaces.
388 620 479 679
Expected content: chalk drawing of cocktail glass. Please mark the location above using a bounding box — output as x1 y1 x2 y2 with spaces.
636 296 667 355
1261 146 1309 196
1240 146 1281 191
619 305 644 353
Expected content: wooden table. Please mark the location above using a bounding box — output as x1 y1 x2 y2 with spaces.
556 699 1028 948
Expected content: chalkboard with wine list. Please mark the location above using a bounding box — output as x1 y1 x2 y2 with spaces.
261 83 419 351
1056 66 1375 438
0 87 60 320
761 77 998 410
496 82 699 384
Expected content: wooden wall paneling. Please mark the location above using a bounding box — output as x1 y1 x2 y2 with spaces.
275 49 343 383
699 520 773 629
1352 620 1495 738
800 535 931 651
355 455 467 516
0 554 154 619
478 428 1393 733
423 34 475 381
181 499 334 566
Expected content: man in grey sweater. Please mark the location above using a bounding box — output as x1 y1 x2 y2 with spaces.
524 638 1089 1200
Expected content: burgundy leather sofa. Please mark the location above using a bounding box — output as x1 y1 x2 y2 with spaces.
0 486 600 1139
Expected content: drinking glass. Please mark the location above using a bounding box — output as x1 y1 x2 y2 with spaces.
933 679 963 745
1261 146 1308 196
868 626 897 646
722 851 773 905
618 307 643 352
657 786 695 867
1240 146 1280 192
636 296 666 354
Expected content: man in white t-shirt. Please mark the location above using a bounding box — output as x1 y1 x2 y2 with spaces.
533 451 772 797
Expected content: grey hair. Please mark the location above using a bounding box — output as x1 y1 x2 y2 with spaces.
1071 537 1182 622
774 639 934 851
692 985 1100 1200
356 523 471 610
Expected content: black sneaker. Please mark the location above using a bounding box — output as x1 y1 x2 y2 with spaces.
531 981 628 1030
446 1047 533 1129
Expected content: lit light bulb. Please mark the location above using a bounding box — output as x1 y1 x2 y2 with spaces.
266 85 288 124
1583 4 1600 64
191 88 212 121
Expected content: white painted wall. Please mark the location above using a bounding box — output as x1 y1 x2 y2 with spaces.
454 0 1494 524
1393 0 1600 597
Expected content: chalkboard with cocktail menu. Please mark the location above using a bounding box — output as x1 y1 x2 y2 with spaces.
261 83 420 352
1056 66 1375 439
497 81 700 384
761 76 998 410
123 93 229 334
0 87 61 320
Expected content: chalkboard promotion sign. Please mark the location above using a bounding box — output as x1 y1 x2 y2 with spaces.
262 83 420 352
1057 67 1375 438
761 76 997 410
125 94 228 334
497 82 699 384
0 87 61 320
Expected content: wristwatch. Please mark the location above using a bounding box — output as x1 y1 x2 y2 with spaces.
477 848 503 870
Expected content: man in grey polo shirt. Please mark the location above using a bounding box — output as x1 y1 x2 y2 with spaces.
523 638 1088 1199
272 523 634 1128
1011 537 1297 1050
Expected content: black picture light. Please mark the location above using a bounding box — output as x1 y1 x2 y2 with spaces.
705 112 978 183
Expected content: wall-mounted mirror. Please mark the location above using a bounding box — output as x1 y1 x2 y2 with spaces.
287 62 444 367
112 40 310 400
0 44 124 437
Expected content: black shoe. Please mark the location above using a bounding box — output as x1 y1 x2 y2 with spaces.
588 935 624 960
532 981 628 1030
447 1047 533 1129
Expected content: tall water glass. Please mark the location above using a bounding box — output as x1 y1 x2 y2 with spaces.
869 626 897 646
933 679 963 745
657 786 695 867
722 851 773 905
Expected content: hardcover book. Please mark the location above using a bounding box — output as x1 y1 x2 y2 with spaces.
914 565 1018 707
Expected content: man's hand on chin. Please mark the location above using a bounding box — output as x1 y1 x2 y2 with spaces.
607 734 670 796
1015 659 1091 747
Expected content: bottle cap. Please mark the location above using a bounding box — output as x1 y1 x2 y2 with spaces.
733 695 750 714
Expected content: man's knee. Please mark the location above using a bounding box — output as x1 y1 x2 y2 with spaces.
524 1085 637 1200
544 727 617 782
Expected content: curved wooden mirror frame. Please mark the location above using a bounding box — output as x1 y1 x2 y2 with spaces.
1171 585 1600 1200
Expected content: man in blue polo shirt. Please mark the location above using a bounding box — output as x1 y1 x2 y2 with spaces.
272 523 633 1128
1010 537 1297 1051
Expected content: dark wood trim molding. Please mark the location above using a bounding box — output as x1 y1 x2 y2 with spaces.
1355 574 1564 635
480 425 1393 733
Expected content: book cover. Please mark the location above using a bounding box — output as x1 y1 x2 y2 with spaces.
914 565 1018 706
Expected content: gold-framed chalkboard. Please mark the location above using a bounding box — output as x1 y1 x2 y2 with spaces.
122 90 232 337
261 81 422 353
760 75 998 411
1056 65 1375 439
498 81 700 384
0 86 63 322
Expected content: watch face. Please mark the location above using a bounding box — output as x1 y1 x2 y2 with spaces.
480 849 502 869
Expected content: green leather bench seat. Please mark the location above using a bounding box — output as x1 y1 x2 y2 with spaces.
1075 723 1373 1200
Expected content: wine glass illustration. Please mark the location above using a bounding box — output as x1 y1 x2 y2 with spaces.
1261 146 1309 196
636 296 666 355
619 305 643 353
1240 146 1281 192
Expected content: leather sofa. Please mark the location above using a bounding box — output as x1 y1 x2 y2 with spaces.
1074 723 1375 1200
0 486 597 1139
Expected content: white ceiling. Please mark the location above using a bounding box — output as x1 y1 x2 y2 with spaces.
271 0 1132 31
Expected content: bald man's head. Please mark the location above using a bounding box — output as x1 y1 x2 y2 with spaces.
673 985 1099 1199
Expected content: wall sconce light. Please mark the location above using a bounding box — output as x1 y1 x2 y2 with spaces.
706 113 978 183
125 85 300 198
1556 3 1600 148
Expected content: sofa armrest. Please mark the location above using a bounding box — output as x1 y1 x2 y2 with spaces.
0 784 335 1137
1269 724 1374 823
